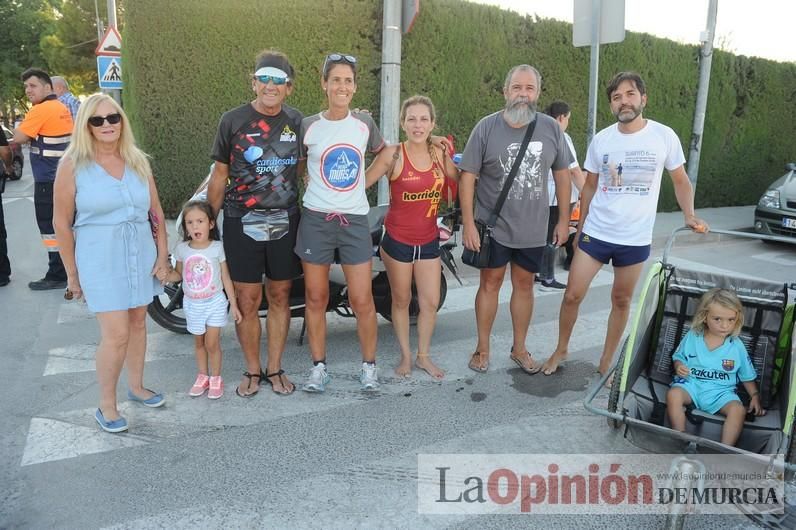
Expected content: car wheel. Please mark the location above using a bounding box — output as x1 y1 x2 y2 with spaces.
11 158 23 180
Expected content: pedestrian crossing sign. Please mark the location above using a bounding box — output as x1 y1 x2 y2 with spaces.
97 56 123 90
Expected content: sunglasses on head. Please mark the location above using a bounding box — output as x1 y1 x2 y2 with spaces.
255 74 289 85
326 53 357 64
88 113 122 127
323 53 357 73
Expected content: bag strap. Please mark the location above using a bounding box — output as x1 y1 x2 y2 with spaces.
486 118 537 227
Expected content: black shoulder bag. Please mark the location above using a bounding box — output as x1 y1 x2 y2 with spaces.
461 118 537 268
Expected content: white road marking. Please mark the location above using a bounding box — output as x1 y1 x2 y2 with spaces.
750 250 796 267
20 416 149 466
26 263 626 468
1 196 33 205
56 299 94 324
43 330 197 376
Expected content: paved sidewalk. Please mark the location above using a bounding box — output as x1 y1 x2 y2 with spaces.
651 205 755 249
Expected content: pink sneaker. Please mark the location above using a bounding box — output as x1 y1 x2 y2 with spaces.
189 374 210 397
208 375 224 399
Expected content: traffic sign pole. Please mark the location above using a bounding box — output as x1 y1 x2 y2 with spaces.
378 0 402 206
573 0 626 149
586 0 601 148
104 0 121 104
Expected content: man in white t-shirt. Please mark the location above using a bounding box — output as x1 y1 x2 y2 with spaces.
541 71 708 377
538 101 585 290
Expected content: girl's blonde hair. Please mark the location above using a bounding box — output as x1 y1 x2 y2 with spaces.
691 288 745 336
399 95 436 124
63 93 151 181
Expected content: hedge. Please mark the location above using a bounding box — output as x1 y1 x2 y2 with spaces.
124 0 796 214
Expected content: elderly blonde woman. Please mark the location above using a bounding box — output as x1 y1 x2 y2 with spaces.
54 94 169 433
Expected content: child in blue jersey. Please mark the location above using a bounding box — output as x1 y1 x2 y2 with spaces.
666 288 765 446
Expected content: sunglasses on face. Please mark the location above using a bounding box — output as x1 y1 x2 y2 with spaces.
88 113 122 127
255 74 289 85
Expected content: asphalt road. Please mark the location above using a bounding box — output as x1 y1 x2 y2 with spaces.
1 153 795 529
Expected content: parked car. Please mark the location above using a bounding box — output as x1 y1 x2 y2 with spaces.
754 162 796 242
1 125 24 180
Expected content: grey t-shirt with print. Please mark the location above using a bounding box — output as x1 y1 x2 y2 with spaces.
459 111 572 248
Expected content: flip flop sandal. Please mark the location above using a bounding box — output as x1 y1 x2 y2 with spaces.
235 371 261 398
510 351 542 375
261 369 295 395
468 351 489 373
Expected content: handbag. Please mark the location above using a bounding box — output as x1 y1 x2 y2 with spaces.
461 117 537 268
462 219 493 268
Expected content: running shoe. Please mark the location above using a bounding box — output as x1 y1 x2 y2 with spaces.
189 374 210 397
303 362 330 393
360 362 380 391
207 375 224 399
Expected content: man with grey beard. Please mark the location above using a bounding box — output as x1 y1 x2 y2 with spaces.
459 64 572 374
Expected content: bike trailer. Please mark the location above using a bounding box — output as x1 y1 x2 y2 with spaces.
585 229 796 472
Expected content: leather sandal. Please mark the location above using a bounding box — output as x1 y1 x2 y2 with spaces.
235 371 261 398
262 369 295 395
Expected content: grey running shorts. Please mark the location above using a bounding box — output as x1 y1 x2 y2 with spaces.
295 209 373 265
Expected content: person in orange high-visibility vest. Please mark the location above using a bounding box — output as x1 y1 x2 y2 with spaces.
563 200 580 270
14 68 73 290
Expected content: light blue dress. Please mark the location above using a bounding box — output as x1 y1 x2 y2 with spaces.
74 162 162 312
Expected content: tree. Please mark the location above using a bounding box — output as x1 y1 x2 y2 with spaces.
41 0 111 95
0 0 57 124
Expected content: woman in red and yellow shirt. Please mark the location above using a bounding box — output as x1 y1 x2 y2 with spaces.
366 96 459 379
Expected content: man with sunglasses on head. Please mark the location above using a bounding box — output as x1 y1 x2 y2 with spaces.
207 50 303 397
14 68 73 290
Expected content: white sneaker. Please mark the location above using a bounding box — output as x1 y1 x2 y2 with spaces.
303 362 330 393
360 362 380 391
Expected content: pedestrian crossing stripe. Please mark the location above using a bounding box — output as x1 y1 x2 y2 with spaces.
23 304 622 466
19 265 657 468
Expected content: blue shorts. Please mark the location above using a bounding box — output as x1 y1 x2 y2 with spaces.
671 379 741 415
487 239 544 273
381 232 440 263
578 232 650 267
